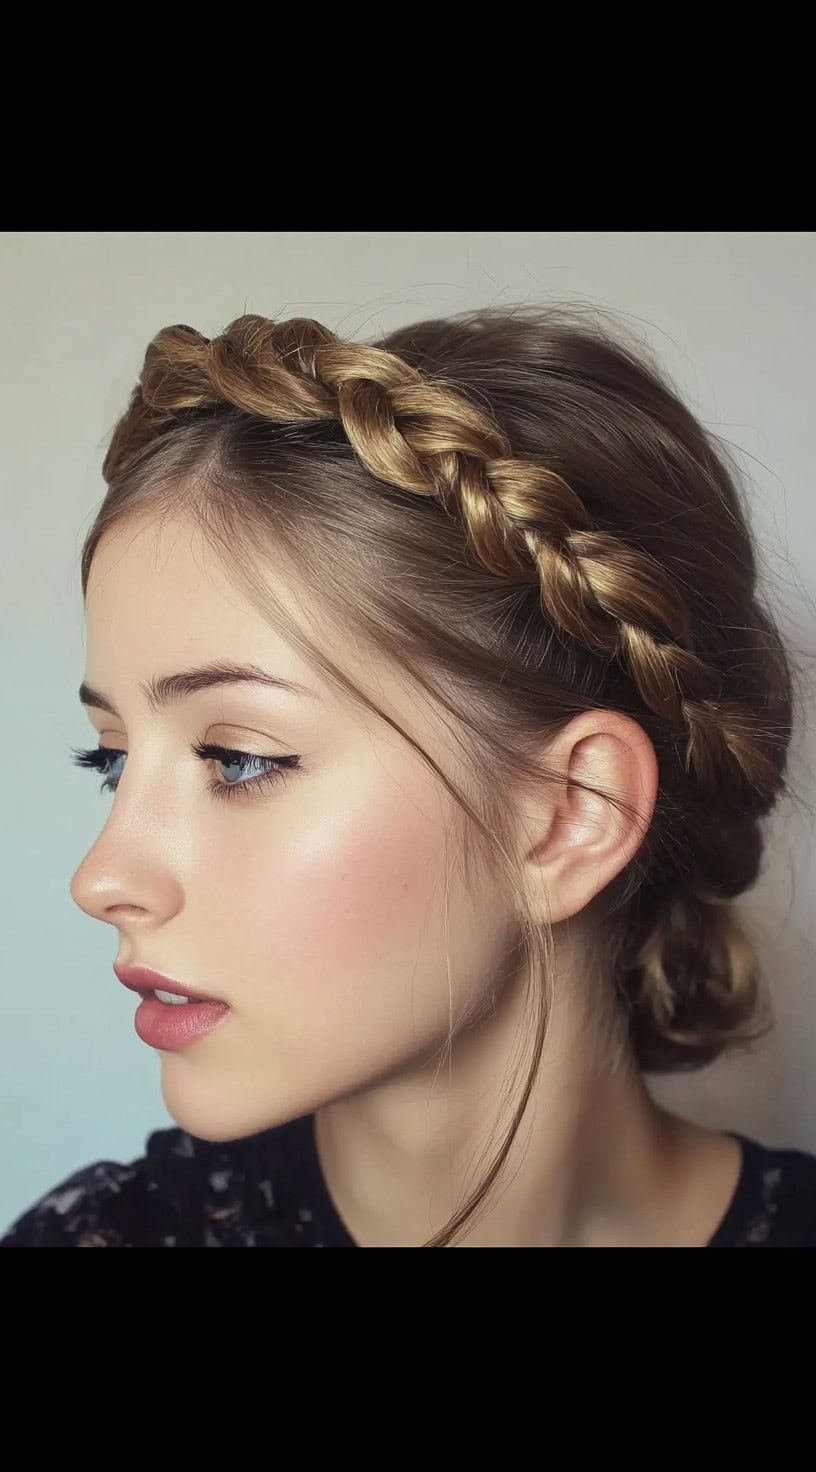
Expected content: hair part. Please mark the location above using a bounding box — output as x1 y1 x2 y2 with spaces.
80 304 798 1245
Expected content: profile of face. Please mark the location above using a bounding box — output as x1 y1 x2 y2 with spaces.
70 511 524 1142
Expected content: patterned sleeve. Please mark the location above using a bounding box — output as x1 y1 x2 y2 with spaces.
0 1157 151 1247
0 1126 269 1248
2 1122 320 1247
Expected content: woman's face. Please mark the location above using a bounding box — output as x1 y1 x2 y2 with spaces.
71 511 519 1141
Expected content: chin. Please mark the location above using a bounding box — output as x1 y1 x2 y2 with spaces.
157 1060 314 1144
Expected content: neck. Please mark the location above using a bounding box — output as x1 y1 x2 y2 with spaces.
313 954 739 1248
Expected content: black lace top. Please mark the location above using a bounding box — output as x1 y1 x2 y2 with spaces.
2 1114 816 1247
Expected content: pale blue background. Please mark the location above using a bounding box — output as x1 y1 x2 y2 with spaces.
2 231 814 1233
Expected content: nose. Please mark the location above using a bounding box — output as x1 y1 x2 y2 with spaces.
69 820 182 931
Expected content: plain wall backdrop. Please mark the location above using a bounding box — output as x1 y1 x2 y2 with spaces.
1 231 814 1233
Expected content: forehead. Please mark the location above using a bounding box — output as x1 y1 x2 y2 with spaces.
87 513 258 619
84 512 338 697
82 512 433 741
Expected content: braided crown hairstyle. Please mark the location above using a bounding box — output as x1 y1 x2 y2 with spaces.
81 306 795 1246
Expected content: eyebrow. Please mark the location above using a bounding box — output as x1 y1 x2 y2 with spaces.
79 661 323 718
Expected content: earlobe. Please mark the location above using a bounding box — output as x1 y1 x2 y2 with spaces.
521 711 658 927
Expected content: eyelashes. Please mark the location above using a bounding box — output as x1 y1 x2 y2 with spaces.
70 740 301 804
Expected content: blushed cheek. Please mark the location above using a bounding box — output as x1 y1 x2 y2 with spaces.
205 781 451 1005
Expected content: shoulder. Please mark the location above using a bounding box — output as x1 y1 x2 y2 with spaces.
0 1117 312 1248
715 1134 816 1248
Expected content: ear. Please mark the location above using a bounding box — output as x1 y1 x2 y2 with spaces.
517 710 658 926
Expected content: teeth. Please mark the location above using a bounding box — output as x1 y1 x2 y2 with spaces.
154 989 191 1006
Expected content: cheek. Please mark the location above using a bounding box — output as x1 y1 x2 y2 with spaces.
162 755 520 1136
199 768 451 1005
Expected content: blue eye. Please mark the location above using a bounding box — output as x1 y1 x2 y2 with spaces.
70 741 301 803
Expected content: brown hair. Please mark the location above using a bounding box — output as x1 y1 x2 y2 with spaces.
80 305 797 1246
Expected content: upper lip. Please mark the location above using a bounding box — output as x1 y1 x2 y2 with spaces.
113 962 227 1005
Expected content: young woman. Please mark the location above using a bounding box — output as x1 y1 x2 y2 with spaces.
4 305 815 1248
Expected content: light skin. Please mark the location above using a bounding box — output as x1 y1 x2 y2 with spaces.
71 510 743 1247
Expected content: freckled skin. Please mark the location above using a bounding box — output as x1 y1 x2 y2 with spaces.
71 512 517 1142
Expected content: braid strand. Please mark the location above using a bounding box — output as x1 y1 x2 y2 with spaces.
103 312 785 817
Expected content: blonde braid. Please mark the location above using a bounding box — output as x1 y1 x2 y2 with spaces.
105 312 784 820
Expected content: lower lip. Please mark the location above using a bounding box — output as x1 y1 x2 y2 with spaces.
134 995 231 1051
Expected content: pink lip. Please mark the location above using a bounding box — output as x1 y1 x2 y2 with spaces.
114 962 232 1052
114 962 226 1005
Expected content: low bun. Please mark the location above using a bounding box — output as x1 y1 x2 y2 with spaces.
617 874 771 1073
